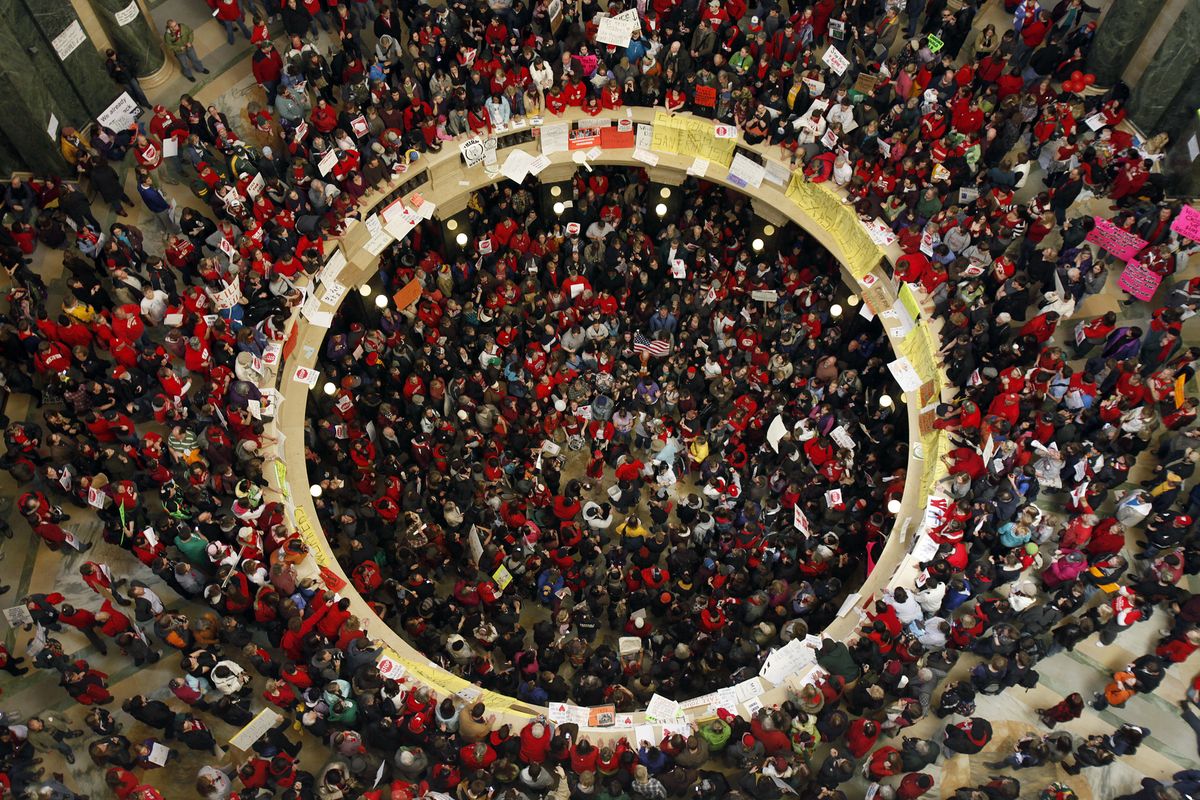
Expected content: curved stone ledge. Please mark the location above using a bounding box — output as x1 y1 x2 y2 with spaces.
261 106 945 740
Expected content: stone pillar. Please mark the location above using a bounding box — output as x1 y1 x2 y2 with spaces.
10 0 115 121
1127 0 1200 133
86 0 165 78
0 3 75 171
1151 67 1200 146
1086 0 1161 87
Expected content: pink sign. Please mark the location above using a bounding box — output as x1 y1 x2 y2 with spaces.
1087 217 1148 261
1171 205 1200 243
1117 260 1162 302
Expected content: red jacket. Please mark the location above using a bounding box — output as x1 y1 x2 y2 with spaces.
252 48 284 85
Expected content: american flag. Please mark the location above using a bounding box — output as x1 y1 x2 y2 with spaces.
634 333 671 357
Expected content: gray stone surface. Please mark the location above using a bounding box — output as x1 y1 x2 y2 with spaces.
15 0 117 120
1128 0 1200 131
1087 0 1161 87
88 0 166 77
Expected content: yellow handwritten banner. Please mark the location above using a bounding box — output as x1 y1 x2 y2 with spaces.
651 112 735 168
785 173 882 280
292 506 330 567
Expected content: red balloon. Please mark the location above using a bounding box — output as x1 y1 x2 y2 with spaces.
1071 70 1084 82
1083 73 1096 86
1064 80 1081 93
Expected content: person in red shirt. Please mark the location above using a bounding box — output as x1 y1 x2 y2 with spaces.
252 42 284 104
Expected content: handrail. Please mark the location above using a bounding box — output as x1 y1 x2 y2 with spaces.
255 106 945 742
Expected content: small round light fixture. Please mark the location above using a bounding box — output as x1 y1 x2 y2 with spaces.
456 232 468 246
830 304 843 318
846 294 860 307
310 484 323 498
322 381 336 396
887 499 902 514
553 202 565 215
655 203 668 217
550 185 562 197
659 187 671 198
880 394 894 408
446 219 458 231
763 224 776 236
375 294 388 309
751 238 764 252
359 284 372 297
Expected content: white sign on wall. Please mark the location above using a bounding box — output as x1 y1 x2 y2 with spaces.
52 21 86 60
115 0 141 26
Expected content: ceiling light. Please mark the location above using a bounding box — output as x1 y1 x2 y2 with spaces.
456 233 468 246
751 238 764 251
375 294 388 309
830 304 843 318
846 294 860 306
310 484 323 497
359 284 372 297
553 202 565 215
880 394 894 407
887 499 901 513
550 185 562 197
655 203 667 217
659 187 671 198
322 381 336 395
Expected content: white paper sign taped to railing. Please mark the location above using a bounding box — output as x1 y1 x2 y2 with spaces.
727 152 765 189
540 122 570 154
501 149 536 184
887 356 923 392
459 135 497 167
636 123 654 151
644 694 682 723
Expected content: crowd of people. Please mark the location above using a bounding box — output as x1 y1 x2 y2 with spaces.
0 0 1197 798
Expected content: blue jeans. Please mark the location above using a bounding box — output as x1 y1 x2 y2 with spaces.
174 45 208 79
220 16 251 44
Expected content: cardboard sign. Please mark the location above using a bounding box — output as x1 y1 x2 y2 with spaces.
350 115 369 137
391 279 422 311
713 123 737 139
694 85 717 107
1117 260 1162 302
1087 217 1148 261
853 74 879 94
317 149 338 177
927 34 944 53
1170 205 1200 242
566 222 581 235
822 46 849 76
493 564 513 590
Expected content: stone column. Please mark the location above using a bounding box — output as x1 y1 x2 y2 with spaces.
86 0 164 77
1150 66 1200 144
1086 0 1161 87
1127 0 1200 133
9 0 115 121
0 3 72 171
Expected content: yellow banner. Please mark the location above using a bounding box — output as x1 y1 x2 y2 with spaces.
784 173 882 280
651 111 735 167
292 506 330 567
